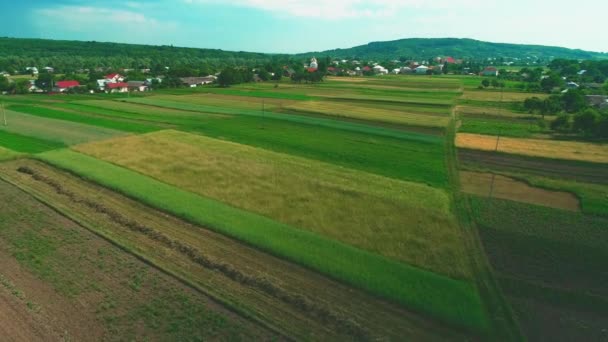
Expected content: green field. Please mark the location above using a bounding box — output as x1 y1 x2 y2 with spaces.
0 130 66 153
36 148 488 333
0 109 126 145
459 117 545 138
0 146 20 161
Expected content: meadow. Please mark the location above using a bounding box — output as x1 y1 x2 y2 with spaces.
0 146 20 161
36 149 488 332
74 130 470 279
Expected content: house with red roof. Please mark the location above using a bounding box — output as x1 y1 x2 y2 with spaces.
106 82 129 93
54 80 81 92
105 73 125 83
444 57 456 64
480 67 499 77
307 67 318 73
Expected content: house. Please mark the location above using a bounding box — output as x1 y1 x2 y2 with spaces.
252 74 263 82
127 81 148 92
43 67 54 73
566 82 580 89
97 79 108 91
373 65 388 75
0 71 9 77
577 70 587 76
105 73 125 83
283 66 295 77
26 67 39 75
391 68 401 75
443 56 456 64
362 66 372 73
400 66 412 74
415 65 429 74
106 82 129 93
54 80 80 92
326 66 337 75
28 80 42 93
480 67 499 77
585 95 608 110
179 77 216 87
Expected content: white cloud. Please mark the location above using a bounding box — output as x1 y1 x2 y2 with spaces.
185 0 488 19
32 5 179 45
35 6 178 33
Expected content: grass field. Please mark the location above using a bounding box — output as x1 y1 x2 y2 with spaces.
36 148 488 333
456 133 608 163
285 100 451 128
0 178 268 340
461 91 548 102
469 196 608 341
0 109 126 145
0 130 66 153
459 117 545 138
74 130 470 279
0 146 20 161
59 99 450 187
8 105 161 134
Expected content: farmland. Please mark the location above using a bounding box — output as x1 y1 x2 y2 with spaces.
0 73 606 340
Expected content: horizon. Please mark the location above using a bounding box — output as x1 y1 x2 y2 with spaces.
0 1 607 54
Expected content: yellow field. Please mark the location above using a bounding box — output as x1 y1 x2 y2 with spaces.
461 91 548 102
456 105 552 120
74 130 472 279
286 101 450 127
456 133 608 163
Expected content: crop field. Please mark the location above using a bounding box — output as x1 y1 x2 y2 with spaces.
0 158 472 340
469 197 608 341
285 100 451 127
456 133 608 163
36 149 488 332
0 109 127 145
74 130 469 278
460 171 580 211
0 178 270 341
1 73 605 340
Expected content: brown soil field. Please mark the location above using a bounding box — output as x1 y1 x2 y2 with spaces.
455 105 553 122
460 171 580 211
0 159 470 341
0 177 274 341
458 149 608 184
456 133 608 163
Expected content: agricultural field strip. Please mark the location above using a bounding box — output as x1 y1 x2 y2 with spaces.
0 109 127 145
0 146 21 161
0 130 66 153
461 91 549 102
0 178 265 340
36 149 488 332
7 104 162 134
0 160 465 341
460 162 608 217
113 97 446 142
75 130 469 278
285 101 450 128
456 133 608 164
53 101 449 187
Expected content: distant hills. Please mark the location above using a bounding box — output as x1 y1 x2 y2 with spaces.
299 38 608 62
0 37 606 73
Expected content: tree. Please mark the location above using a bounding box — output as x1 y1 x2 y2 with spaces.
481 79 490 88
36 72 55 91
561 90 587 113
12 79 31 94
540 73 564 92
491 78 500 88
551 114 571 132
0 76 9 92
573 109 600 136
524 97 544 113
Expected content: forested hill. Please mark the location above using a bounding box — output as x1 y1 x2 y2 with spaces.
301 38 608 62
0 37 285 72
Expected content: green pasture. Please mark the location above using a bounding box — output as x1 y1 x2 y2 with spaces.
0 130 66 153
36 149 488 333
0 146 21 161
459 118 545 138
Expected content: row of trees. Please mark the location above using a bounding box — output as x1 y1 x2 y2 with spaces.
523 90 607 138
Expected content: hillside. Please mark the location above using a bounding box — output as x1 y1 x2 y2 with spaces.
0 37 284 72
301 38 608 62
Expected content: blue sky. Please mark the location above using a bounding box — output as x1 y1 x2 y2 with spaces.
1 0 607 53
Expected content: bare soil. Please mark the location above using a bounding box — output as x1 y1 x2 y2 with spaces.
460 171 580 211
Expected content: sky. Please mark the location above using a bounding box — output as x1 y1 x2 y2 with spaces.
1 0 606 54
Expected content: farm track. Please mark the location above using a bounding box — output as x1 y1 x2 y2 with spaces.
448 104 525 341
0 159 468 341
459 149 608 184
